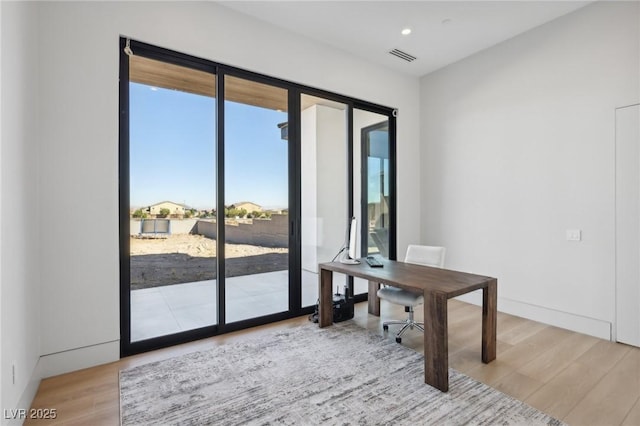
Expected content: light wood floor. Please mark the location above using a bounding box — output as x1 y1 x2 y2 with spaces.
26 299 640 425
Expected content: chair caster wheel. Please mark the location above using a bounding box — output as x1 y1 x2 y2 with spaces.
383 325 388 331
395 337 402 344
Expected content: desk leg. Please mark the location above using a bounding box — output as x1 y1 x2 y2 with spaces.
368 281 380 316
482 279 497 363
424 291 449 392
319 268 333 327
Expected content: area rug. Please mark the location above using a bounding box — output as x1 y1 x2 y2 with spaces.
120 322 563 425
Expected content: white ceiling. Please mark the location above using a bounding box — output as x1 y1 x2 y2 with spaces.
219 1 592 77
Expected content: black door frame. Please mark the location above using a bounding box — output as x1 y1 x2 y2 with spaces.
119 38 396 356
359 119 397 262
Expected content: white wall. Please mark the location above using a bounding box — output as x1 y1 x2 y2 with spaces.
34 0 420 377
316 106 350 266
301 104 348 273
1 0 4 414
615 104 640 346
301 104 351 302
0 1 42 419
301 106 319 272
420 1 639 339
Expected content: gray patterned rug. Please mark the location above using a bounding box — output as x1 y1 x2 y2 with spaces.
120 322 562 425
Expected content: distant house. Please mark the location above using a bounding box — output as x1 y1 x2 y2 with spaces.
148 201 189 218
230 201 261 212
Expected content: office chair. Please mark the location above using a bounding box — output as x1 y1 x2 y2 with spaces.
377 245 446 343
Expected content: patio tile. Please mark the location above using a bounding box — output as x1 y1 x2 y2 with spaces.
160 282 216 310
130 270 322 341
172 302 217 330
131 308 181 342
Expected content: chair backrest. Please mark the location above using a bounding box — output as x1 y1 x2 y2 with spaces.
404 245 446 268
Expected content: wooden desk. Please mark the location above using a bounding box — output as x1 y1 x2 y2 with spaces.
318 259 497 392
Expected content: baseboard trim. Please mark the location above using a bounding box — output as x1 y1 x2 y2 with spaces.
3 341 118 426
38 340 120 379
455 293 612 340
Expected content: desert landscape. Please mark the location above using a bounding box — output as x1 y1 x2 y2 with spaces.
130 234 288 290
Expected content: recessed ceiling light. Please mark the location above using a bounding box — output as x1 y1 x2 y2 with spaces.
401 28 412 36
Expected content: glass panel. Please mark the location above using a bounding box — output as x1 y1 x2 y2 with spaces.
129 56 217 342
364 123 390 257
353 109 390 295
224 76 289 323
300 94 349 307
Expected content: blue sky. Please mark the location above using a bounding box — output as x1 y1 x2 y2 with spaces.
130 83 288 210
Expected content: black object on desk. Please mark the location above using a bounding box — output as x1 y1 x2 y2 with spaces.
366 256 383 267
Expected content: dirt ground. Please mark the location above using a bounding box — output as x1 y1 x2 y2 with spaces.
130 234 288 290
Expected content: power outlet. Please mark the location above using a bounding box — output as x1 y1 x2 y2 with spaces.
566 229 582 241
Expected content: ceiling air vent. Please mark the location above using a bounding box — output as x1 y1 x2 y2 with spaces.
389 48 417 63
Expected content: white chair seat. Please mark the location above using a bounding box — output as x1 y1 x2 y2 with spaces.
377 287 423 307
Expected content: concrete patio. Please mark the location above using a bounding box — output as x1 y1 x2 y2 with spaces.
131 270 334 341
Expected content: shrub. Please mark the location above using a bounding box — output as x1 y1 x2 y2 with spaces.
225 207 248 218
132 208 148 219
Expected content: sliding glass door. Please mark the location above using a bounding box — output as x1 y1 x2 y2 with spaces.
120 42 297 354
300 94 349 306
128 55 217 342
120 39 396 356
224 76 290 323
362 121 391 258
352 107 396 296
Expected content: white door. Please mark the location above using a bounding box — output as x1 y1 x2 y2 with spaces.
616 103 640 347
